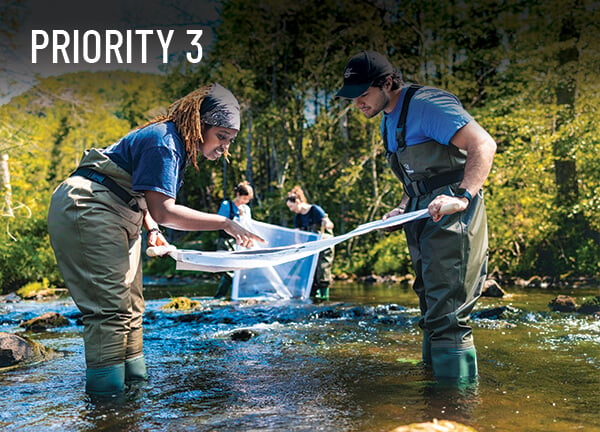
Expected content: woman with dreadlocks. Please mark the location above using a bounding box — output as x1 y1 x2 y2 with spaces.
47 83 263 398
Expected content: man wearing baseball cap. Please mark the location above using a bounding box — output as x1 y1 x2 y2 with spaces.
337 50 496 385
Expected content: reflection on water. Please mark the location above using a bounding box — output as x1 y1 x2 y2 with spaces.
1 282 598 432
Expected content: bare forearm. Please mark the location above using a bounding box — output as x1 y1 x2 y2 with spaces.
151 203 230 231
429 120 496 222
459 141 496 195
143 211 159 231
452 120 496 195
143 189 264 248
143 190 226 231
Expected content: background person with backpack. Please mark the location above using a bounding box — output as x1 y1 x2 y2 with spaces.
214 181 255 298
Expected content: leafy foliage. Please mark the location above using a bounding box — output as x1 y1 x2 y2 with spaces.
0 71 168 292
0 0 598 293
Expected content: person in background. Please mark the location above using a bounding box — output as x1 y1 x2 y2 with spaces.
285 185 335 300
336 50 496 384
47 83 263 399
214 180 254 298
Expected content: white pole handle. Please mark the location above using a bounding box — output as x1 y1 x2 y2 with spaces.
146 245 177 257
439 201 462 214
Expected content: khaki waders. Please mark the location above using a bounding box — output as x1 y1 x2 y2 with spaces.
47 149 148 396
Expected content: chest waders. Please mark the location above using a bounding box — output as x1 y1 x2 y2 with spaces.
385 86 488 383
47 149 148 398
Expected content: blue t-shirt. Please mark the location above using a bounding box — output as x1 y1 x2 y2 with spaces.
103 121 186 199
217 199 240 220
294 204 326 232
381 86 473 153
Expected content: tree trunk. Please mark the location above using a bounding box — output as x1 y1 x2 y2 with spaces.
245 109 253 187
553 8 579 206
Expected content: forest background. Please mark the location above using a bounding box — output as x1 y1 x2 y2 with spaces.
0 0 598 294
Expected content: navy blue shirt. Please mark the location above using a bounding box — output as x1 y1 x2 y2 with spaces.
103 121 186 199
294 205 327 232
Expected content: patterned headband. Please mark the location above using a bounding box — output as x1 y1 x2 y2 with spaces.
200 83 241 130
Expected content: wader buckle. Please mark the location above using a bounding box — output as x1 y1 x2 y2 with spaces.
71 167 140 212
404 169 464 198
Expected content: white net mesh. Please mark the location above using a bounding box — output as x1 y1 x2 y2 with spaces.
232 220 319 300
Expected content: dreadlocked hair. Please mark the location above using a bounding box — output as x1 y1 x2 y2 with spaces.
138 84 212 171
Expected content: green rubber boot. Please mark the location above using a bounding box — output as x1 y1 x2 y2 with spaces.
315 286 330 300
125 355 148 383
431 346 478 384
86 364 125 397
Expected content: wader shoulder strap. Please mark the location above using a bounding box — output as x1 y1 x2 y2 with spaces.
384 85 466 197
71 167 140 212
228 199 235 220
383 84 423 154
396 84 423 149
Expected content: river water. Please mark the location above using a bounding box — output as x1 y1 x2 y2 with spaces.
1 282 598 432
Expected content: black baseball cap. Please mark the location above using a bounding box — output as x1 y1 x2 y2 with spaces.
336 50 394 99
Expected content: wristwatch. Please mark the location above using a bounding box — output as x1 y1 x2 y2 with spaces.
455 188 473 203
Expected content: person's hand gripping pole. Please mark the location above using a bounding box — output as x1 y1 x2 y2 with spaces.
428 196 467 222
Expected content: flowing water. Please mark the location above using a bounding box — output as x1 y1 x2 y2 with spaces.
1 281 598 432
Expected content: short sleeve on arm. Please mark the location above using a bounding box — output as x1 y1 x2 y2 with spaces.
310 205 326 224
218 201 231 218
132 145 184 199
410 90 473 145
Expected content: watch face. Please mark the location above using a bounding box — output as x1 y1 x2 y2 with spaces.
456 188 472 201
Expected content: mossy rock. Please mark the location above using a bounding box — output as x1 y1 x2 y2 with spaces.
20 312 70 331
161 296 200 311
0 332 56 369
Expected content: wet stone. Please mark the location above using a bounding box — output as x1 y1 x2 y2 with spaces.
230 329 256 341
472 305 520 320
577 296 600 315
549 295 578 312
161 296 200 310
0 332 53 367
19 312 70 331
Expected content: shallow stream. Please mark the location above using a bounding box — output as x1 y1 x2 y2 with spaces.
1 282 598 431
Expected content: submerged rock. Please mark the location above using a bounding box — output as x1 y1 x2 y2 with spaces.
389 419 478 431
230 329 256 341
0 332 54 367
